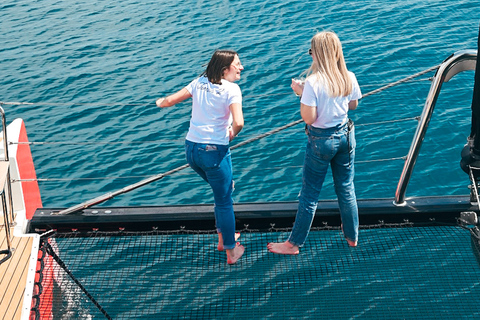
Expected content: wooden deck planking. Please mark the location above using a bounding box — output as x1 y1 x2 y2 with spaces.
1 214 35 320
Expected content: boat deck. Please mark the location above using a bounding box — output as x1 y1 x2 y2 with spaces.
0 212 35 320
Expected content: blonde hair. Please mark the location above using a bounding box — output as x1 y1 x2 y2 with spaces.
307 31 352 97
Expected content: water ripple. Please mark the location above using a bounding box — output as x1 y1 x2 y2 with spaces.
0 0 478 206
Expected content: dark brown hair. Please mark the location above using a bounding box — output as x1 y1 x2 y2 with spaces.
203 50 238 84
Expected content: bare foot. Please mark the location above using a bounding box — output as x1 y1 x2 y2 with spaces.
226 243 245 264
346 239 357 247
217 232 241 251
341 224 357 247
267 241 299 255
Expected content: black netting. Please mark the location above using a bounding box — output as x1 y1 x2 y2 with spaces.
34 223 480 319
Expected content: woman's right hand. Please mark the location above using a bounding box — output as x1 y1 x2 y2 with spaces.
291 79 305 97
156 88 192 108
156 98 165 107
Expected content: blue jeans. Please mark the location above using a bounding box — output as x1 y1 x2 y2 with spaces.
185 140 236 250
288 122 359 246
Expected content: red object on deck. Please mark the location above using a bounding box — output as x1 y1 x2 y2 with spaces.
15 120 42 219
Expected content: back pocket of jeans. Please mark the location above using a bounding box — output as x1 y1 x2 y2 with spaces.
198 146 224 169
310 136 335 160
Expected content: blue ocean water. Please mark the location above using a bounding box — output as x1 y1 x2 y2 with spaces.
0 0 479 208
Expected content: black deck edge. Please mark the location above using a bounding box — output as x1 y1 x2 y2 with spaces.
27 195 476 233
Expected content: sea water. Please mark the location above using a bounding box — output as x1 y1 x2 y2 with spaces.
1 0 479 208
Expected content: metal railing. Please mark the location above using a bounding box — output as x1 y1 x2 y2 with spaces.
394 50 478 206
0 105 14 264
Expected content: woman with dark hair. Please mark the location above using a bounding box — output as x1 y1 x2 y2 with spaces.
156 50 245 264
268 31 362 255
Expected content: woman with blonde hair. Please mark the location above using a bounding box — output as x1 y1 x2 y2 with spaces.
268 31 362 254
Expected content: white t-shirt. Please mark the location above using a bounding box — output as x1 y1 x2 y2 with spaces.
300 71 362 129
185 76 242 145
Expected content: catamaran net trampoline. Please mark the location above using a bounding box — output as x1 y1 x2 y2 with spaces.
31 219 480 320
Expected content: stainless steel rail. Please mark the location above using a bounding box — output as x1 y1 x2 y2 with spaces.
0 106 14 222
394 50 478 206
0 105 14 264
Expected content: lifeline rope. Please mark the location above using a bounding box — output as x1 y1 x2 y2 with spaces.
0 73 435 107
360 64 440 99
4 65 441 213
11 115 419 147
10 116 421 183
12 158 407 183
3 65 437 151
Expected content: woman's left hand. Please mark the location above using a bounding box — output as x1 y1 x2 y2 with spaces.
228 126 235 141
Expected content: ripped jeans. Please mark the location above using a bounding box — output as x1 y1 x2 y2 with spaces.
185 140 236 250
288 122 359 246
